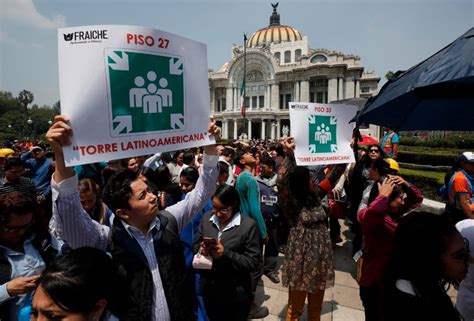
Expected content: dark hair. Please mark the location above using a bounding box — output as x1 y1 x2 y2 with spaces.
102 170 138 212
260 156 275 169
183 151 195 166
139 167 159 185
3 157 23 170
217 161 229 176
363 144 385 165
233 150 247 169
390 211 463 296
0 192 36 225
120 157 134 169
222 147 234 158
274 143 285 157
288 166 320 210
180 166 199 184
212 184 240 214
172 150 184 163
367 176 407 209
154 165 172 190
78 178 100 195
37 247 125 315
371 158 392 177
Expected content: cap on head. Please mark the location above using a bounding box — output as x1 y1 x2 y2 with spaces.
384 158 400 173
0 148 14 158
458 151 474 163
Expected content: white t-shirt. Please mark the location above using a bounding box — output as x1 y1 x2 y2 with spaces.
456 219 474 321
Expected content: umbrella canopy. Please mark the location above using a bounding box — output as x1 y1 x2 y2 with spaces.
355 27 474 131
359 134 379 146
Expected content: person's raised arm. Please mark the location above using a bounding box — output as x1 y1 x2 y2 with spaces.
47 115 74 183
47 115 109 250
167 116 221 231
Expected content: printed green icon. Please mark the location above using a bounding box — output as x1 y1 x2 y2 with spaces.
105 49 185 136
308 115 337 153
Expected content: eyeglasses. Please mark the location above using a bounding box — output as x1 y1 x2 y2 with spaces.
369 149 380 153
211 206 232 215
0 219 35 233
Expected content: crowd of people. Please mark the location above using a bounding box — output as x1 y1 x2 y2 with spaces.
0 118 473 321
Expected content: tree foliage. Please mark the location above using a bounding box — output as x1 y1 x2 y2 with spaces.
0 90 56 143
18 90 34 110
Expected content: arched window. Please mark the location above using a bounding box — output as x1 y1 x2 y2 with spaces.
274 52 281 62
284 50 291 63
295 49 302 61
310 54 328 63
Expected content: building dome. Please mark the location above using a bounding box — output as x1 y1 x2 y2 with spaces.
247 4 303 47
248 25 303 47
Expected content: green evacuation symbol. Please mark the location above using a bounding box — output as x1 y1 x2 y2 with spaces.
308 115 337 153
105 50 185 136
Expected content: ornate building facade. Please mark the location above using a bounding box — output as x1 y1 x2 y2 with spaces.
209 4 380 140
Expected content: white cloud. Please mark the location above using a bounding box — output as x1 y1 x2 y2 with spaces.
0 0 67 29
0 30 25 48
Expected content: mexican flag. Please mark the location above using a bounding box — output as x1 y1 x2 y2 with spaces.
240 80 246 118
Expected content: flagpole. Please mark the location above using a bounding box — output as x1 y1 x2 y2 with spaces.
243 33 247 138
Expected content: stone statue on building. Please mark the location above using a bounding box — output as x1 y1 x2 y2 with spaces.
232 44 242 58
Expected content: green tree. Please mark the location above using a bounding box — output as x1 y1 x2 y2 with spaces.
385 71 395 81
52 100 61 115
18 90 34 111
0 91 20 116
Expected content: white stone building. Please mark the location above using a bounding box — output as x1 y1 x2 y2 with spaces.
209 4 380 140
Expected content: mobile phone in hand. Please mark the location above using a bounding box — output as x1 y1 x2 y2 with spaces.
202 237 217 246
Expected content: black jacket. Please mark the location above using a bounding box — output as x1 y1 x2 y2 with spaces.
109 211 195 321
195 212 260 304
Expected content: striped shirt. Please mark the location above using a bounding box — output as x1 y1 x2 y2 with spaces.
50 153 219 321
0 176 37 199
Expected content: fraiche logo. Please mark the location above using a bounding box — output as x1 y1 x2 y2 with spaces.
63 30 108 43
63 33 73 41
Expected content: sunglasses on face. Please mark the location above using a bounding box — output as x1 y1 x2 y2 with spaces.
0 219 35 233
369 149 380 153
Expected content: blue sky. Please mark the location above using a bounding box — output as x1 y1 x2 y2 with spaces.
0 0 472 107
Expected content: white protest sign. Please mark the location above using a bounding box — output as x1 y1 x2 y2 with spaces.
58 25 213 166
289 102 357 166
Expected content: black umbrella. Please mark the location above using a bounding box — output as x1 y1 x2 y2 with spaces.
355 27 474 131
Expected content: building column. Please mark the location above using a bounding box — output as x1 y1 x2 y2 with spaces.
270 122 275 140
276 120 281 139
266 85 271 109
294 81 300 102
345 78 355 99
338 78 344 100
271 84 279 110
261 120 266 139
248 119 252 139
223 120 229 139
328 78 338 103
210 88 215 113
226 87 233 111
355 80 360 98
300 80 310 102
233 120 238 138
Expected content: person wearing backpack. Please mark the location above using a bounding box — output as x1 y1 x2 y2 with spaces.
256 156 280 284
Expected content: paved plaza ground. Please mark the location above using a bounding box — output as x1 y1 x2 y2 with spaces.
255 218 457 321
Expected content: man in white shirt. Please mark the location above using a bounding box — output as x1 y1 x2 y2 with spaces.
47 115 220 321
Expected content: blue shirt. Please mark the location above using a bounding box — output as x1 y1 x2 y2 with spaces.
21 152 53 197
0 236 46 317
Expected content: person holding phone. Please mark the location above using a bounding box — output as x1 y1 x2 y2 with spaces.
0 192 56 320
195 184 260 321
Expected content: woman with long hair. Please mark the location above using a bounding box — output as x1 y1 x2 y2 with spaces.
282 163 346 321
385 212 468 321
78 178 114 227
